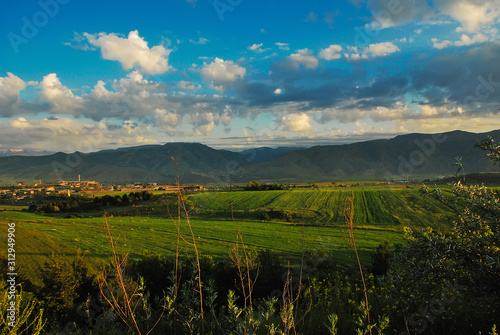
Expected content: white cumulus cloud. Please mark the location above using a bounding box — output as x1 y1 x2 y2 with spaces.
320 44 343 60
432 33 489 49
189 111 216 136
288 49 319 69
345 42 400 59
10 117 31 130
363 42 400 57
177 81 201 92
431 38 453 49
38 73 83 113
454 33 489 46
0 73 27 101
0 73 28 116
281 112 313 132
248 43 263 51
435 0 500 32
155 108 181 132
275 42 290 51
84 30 172 75
201 58 246 83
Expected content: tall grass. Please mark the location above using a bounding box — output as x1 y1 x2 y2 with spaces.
344 196 371 334
169 154 205 331
98 215 163 335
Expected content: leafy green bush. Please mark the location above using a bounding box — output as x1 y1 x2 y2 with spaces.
387 138 500 335
0 282 45 334
370 241 393 276
38 254 99 330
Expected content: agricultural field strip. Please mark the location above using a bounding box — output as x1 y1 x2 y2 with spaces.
0 211 402 268
190 187 455 228
0 186 453 287
192 191 283 212
0 219 102 285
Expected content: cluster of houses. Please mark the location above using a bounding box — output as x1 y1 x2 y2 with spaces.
1 176 205 201
0 178 100 200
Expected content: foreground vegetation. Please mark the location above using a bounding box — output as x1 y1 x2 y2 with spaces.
1 140 500 334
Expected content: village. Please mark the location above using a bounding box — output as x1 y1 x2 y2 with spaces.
0 174 204 202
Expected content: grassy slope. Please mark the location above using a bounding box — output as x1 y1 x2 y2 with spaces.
0 212 103 285
0 186 456 285
0 212 402 284
190 185 454 229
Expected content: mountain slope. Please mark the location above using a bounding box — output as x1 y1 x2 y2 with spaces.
0 130 499 185
238 147 306 164
0 143 247 184
246 130 500 181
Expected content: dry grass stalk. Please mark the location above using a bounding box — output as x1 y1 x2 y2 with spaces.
169 154 204 331
345 196 372 335
98 214 163 335
229 204 258 313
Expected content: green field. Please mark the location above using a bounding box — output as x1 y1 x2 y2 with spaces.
0 211 402 275
190 185 454 229
0 205 28 211
0 185 455 285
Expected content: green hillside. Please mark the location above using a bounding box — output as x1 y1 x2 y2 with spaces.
190 186 454 229
0 129 498 185
247 129 500 181
0 209 403 280
0 185 456 285
0 143 248 184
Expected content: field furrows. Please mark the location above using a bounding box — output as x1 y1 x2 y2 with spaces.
190 187 453 228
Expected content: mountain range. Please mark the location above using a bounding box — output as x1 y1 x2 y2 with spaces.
1 129 499 185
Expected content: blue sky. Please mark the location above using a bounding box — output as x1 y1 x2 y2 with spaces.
1 0 500 154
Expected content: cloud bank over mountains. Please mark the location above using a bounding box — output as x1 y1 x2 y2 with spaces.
1 0 499 152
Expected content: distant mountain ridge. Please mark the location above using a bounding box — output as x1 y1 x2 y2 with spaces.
0 130 499 185
247 129 500 181
0 149 55 157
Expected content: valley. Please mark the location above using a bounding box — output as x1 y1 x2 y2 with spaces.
0 184 455 284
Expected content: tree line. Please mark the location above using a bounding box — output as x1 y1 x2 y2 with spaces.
244 181 290 191
28 191 155 214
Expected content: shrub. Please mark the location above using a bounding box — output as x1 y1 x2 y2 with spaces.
39 254 98 329
0 282 45 334
388 138 500 334
369 241 393 276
